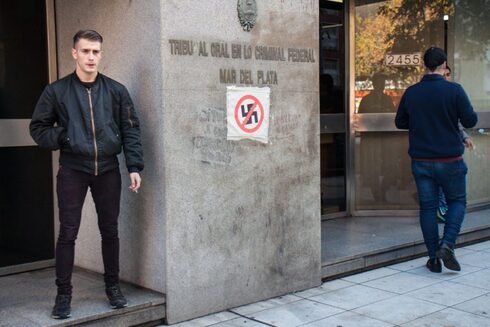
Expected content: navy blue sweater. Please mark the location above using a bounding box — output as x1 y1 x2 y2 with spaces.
395 74 478 158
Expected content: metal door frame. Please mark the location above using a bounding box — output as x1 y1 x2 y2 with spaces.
0 0 58 276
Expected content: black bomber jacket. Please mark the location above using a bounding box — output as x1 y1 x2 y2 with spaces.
30 72 144 175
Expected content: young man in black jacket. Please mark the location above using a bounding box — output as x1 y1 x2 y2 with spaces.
395 47 477 274
30 30 144 319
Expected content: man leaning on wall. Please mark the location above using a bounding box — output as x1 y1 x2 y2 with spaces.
395 47 477 274
30 30 144 319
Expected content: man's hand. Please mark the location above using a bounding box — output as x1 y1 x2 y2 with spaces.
464 137 475 150
129 172 141 193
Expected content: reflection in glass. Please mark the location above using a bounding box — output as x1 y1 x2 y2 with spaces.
321 133 346 214
464 129 490 206
0 0 48 119
356 132 417 210
454 2 490 112
320 0 346 215
358 73 395 113
0 1 54 269
355 0 446 211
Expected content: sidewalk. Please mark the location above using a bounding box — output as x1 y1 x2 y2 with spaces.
162 240 490 327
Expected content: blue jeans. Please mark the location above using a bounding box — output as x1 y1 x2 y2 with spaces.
411 160 467 258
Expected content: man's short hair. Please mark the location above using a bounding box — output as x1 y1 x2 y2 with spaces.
423 47 447 71
73 30 103 48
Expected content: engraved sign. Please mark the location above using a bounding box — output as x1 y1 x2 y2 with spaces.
237 0 257 32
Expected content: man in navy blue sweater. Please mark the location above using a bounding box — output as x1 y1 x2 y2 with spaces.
395 47 478 273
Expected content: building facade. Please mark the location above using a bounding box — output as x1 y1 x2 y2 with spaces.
1 0 489 324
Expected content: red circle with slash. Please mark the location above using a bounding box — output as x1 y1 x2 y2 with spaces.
234 95 264 133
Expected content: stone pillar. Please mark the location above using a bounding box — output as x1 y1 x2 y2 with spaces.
161 0 320 323
56 0 320 323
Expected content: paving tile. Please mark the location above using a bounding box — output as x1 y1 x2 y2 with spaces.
455 247 479 257
454 293 490 319
309 284 396 310
363 272 441 294
401 307 490 327
210 317 270 327
451 269 490 290
341 267 400 284
171 311 239 327
405 280 487 306
294 279 355 298
406 263 482 281
230 294 302 315
353 295 444 325
301 311 395 327
249 299 343 327
463 240 490 251
388 257 428 271
457 251 490 268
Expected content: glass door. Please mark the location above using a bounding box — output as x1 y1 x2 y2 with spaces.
0 0 57 275
352 0 446 214
351 0 490 214
320 0 347 218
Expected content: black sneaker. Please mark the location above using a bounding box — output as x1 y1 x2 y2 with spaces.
106 284 128 309
437 243 461 271
426 258 442 273
51 294 72 319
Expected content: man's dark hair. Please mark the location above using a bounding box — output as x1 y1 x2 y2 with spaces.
73 30 103 48
423 47 447 71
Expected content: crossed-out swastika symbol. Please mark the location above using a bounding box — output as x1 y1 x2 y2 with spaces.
234 95 264 133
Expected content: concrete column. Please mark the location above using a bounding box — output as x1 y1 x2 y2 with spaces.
161 0 320 323
56 0 321 323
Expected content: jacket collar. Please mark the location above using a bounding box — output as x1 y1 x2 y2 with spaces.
422 74 444 82
72 71 101 89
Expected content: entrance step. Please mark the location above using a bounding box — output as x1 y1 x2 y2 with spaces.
321 209 490 279
0 268 165 326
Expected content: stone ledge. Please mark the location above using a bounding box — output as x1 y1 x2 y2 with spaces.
322 226 490 280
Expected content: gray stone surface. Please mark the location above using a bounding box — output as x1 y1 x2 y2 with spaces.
0 268 164 327
55 0 166 293
160 0 321 323
55 2 321 322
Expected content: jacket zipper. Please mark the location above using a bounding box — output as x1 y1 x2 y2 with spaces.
87 89 99 176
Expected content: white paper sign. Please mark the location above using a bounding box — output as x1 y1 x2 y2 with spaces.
226 86 270 143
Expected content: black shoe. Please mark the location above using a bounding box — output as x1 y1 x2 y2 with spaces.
426 258 442 273
437 243 461 271
51 294 72 319
106 284 128 309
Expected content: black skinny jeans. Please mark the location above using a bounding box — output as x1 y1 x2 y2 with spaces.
56 166 121 295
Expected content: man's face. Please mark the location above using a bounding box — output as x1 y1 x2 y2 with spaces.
71 38 102 75
444 69 452 81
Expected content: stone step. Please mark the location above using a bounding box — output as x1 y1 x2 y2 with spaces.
322 225 490 279
0 268 165 327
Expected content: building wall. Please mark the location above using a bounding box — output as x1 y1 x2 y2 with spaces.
55 0 166 293
56 0 321 323
161 0 321 323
